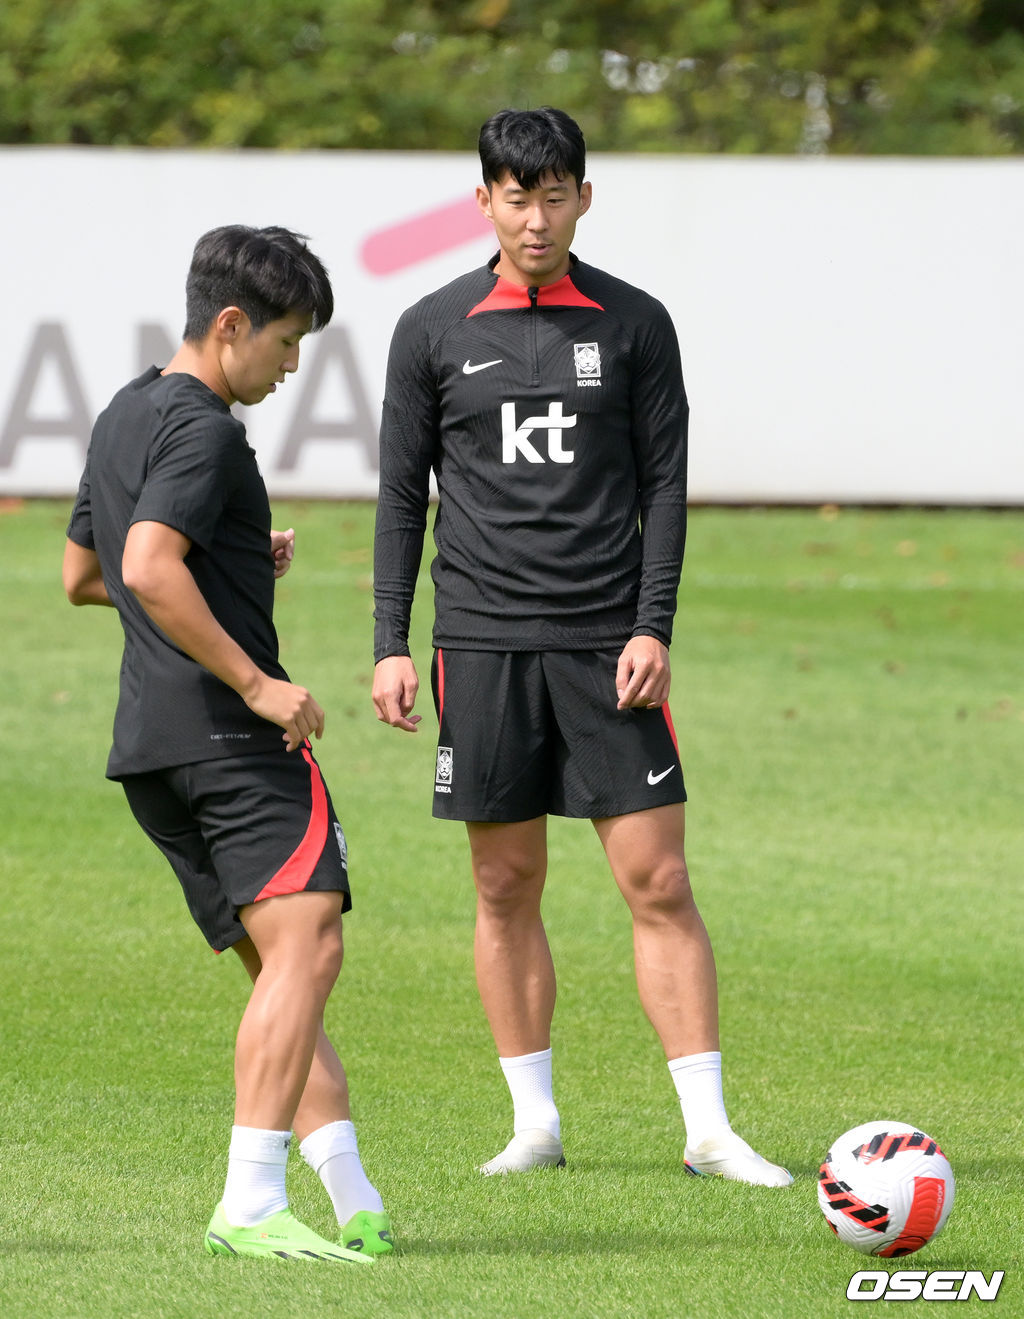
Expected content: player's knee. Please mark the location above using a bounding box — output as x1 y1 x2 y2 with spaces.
473 854 545 915
627 858 695 919
304 918 344 995
321 921 345 976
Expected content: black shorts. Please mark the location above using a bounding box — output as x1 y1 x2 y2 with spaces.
121 742 350 951
430 648 687 823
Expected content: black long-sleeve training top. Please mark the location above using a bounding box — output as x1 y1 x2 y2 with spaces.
373 254 689 661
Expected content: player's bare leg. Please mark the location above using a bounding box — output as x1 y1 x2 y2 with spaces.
233 933 351 1136
205 891 374 1260
596 803 791 1187
468 817 564 1174
469 817 554 1056
234 890 345 1129
594 803 718 1058
231 919 392 1254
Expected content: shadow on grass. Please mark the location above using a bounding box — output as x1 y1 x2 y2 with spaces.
393 1224 728 1258
0 1241 97 1257
565 1153 814 1180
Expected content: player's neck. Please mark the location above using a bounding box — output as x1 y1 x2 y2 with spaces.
162 342 234 405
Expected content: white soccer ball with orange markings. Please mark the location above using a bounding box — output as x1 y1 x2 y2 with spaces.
818 1120 955 1256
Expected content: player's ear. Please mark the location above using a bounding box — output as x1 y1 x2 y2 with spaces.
476 184 494 222
213 306 247 341
577 181 592 218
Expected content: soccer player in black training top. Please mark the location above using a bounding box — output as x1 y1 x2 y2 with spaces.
372 109 792 1186
64 225 393 1260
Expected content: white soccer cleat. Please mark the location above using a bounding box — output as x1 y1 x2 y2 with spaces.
684 1131 794 1187
478 1128 566 1176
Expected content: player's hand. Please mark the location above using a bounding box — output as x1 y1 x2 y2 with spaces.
244 673 325 751
615 635 671 710
271 527 295 579
372 655 422 732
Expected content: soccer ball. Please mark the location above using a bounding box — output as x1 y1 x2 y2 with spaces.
818 1120 955 1257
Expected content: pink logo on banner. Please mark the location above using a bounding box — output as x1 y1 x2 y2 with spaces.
360 196 492 275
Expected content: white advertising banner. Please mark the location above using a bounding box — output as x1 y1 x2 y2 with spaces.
1 148 1021 503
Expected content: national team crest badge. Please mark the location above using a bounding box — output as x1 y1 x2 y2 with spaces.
435 745 454 793
574 342 601 379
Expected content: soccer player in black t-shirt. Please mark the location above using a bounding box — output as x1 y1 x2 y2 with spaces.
373 109 791 1187
64 226 391 1261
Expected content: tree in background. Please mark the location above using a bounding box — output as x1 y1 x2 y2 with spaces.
1 0 1021 153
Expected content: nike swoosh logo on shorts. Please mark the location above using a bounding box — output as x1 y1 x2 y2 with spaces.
463 358 502 374
647 767 675 785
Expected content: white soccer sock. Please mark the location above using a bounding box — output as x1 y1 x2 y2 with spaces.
221 1125 290 1227
667 1051 731 1148
499 1048 560 1139
299 1120 384 1226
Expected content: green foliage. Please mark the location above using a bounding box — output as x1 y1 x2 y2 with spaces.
0 0 1021 153
1 500 1022 1316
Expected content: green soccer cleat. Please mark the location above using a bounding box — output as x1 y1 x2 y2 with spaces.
204 1202 374 1262
340 1208 394 1255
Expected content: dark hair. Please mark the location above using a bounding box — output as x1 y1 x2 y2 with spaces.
479 107 586 193
183 225 333 342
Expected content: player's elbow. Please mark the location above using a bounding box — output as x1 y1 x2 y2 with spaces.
122 522 191 606
121 535 167 601
121 552 158 605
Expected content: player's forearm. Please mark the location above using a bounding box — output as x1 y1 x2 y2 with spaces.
69 578 115 607
63 539 115 607
125 558 264 702
372 541 419 659
372 552 422 659
374 372 436 657
372 497 430 661
634 497 687 644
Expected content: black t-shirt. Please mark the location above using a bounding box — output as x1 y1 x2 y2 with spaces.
67 367 288 778
373 255 689 661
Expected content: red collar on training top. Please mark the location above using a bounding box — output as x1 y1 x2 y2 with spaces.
468 268 604 316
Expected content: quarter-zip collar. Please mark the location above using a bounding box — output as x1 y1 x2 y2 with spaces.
467 255 605 316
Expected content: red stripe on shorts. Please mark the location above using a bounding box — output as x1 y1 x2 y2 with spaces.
255 742 328 901
661 703 680 756
436 647 446 723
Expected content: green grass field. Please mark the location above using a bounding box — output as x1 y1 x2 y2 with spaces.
2 499 1021 1318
